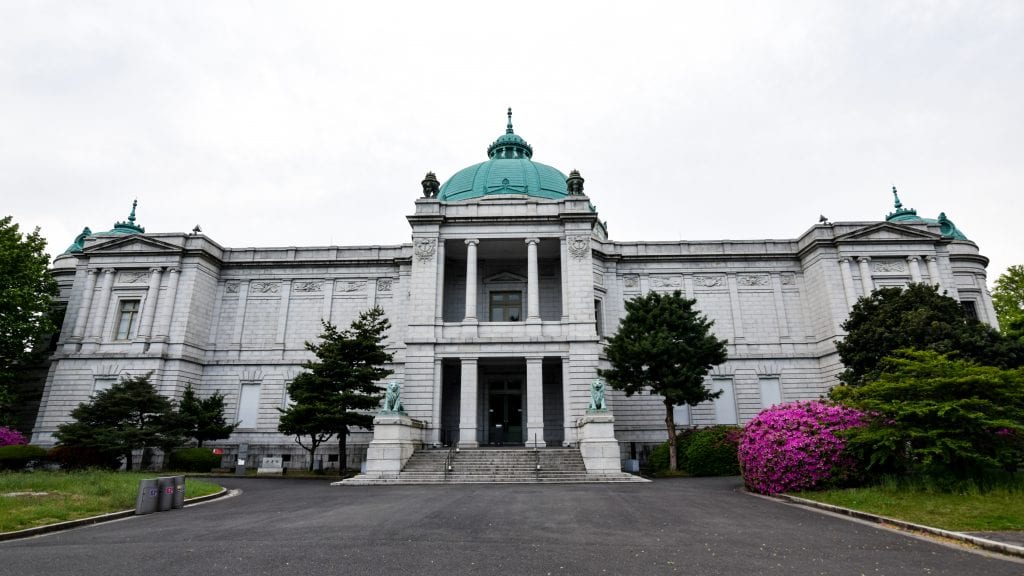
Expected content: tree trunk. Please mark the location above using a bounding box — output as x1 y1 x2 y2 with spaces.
339 430 348 474
664 398 678 472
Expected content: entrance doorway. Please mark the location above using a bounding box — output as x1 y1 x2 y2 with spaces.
486 377 523 445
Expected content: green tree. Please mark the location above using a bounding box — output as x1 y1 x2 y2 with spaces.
993 265 1024 334
599 290 728 471
0 216 59 425
831 350 1024 481
54 374 183 470
835 284 1022 387
279 307 393 473
177 383 237 447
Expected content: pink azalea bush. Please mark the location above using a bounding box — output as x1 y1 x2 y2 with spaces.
0 426 28 447
738 401 866 495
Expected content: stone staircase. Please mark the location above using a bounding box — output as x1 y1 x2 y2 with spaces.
340 447 648 485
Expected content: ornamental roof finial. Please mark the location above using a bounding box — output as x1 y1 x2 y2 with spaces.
128 198 138 223
892 186 902 210
506 107 514 134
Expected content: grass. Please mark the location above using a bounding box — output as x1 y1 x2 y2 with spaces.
793 475 1024 532
0 471 222 533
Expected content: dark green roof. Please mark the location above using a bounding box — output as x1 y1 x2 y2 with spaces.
885 187 968 241
438 109 569 202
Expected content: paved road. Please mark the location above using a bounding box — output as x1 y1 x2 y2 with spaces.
3 477 1021 576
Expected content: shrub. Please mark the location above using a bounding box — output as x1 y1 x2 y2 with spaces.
168 447 221 472
0 444 48 470
46 445 121 470
739 401 866 495
685 426 741 476
645 429 698 474
0 426 28 447
831 350 1024 481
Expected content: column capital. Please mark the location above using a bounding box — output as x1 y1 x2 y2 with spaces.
925 255 938 263
465 238 479 246
86 268 99 276
149 266 164 273
906 255 920 262
838 257 851 264
167 266 180 274
857 256 871 263
525 355 544 364
524 237 540 246
460 356 478 365
102 267 116 275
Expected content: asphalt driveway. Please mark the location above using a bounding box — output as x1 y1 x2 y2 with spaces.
3 476 1021 576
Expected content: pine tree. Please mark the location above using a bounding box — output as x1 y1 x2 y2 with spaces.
177 383 237 447
599 291 728 471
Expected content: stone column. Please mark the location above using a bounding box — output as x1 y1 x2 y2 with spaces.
857 257 873 296
138 267 163 339
559 237 569 322
464 239 479 322
525 356 545 448
72 268 99 339
525 238 541 323
926 256 942 291
458 357 479 448
431 358 443 446
87 268 116 339
276 279 291 346
839 258 857 307
154 267 180 340
908 256 923 283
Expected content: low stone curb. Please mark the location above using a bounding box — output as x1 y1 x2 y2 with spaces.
0 486 230 542
778 493 1024 559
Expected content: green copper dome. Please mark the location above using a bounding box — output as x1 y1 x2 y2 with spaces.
885 187 968 240
438 109 569 202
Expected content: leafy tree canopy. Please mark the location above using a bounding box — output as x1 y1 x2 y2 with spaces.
993 265 1024 335
0 216 59 424
177 383 237 447
836 284 1023 387
599 290 728 471
279 306 393 472
54 374 184 470
831 350 1024 481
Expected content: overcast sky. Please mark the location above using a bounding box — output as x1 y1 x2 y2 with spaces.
3 1 1021 285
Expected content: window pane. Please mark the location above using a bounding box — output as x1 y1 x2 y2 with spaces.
115 299 140 340
489 291 522 322
759 378 782 408
713 379 737 425
238 384 261 428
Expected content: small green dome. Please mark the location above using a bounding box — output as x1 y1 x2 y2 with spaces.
106 199 145 235
438 109 569 202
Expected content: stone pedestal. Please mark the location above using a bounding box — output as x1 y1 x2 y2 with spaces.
577 412 621 474
362 414 426 478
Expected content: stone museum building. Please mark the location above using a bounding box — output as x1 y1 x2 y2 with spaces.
31 111 997 471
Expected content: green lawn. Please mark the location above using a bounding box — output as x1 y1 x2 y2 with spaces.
794 476 1024 532
0 471 223 533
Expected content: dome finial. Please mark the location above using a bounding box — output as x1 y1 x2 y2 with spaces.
128 198 138 223
506 107 514 134
892 186 902 209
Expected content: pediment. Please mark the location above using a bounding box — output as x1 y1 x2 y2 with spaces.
835 222 941 244
483 272 527 284
83 235 184 255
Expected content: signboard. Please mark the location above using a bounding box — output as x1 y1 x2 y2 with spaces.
212 448 224 455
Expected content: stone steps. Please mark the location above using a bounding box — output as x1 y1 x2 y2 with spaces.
339 447 647 485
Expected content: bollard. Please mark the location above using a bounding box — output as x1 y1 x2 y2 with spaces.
172 475 186 509
157 476 175 512
135 478 160 515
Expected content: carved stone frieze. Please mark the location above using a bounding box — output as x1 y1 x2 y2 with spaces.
593 272 604 286
737 274 769 287
780 274 796 286
873 260 906 273
117 270 149 284
622 275 639 290
376 278 393 292
567 235 590 260
414 238 437 261
335 280 367 293
250 281 279 294
694 275 725 288
293 280 323 292
650 275 682 289
225 282 240 294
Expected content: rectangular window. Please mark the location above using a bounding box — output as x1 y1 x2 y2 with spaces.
713 379 737 425
489 291 522 322
238 383 261 429
594 299 604 336
759 377 782 408
672 404 690 426
114 299 141 340
961 300 978 321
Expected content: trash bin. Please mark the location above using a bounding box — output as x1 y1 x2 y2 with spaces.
157 476 175 512
172 475 186 509
135 478 159 515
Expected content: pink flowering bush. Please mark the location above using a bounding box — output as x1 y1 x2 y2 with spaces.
0 426 28 447
738 401 866 495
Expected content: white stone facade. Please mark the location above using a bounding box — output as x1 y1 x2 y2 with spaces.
32 173 996 470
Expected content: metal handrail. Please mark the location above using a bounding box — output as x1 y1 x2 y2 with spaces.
534 434 541 481
444 440 458 482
